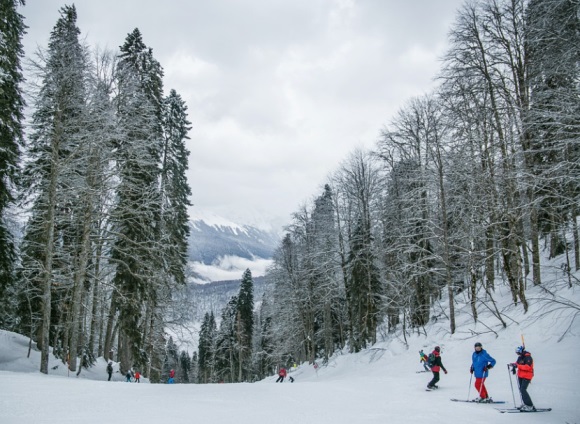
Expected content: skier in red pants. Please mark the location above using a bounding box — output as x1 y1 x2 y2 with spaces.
470 342 496 402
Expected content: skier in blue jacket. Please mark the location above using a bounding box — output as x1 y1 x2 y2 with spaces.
470 342 496 402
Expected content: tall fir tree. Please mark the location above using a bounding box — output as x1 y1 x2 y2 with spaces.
526 0 580 259
0 0 26 326
198 311 216 383
215 296 238 382
160 89 192 286
236 268 254 381
110 28 163 374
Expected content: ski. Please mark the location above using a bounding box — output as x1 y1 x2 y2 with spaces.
450 398 506 404
497 408 552 413
416 370 430 373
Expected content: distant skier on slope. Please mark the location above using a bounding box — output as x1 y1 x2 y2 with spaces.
419 350 430 372
470 342 496 402
426 346 447 390
106 362 113 381
276 367 287 383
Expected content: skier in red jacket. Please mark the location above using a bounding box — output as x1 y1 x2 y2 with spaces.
276 367 287 383
511 346 535 411
426 346 448 390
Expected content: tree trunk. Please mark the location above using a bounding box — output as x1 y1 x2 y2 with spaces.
530 206 541 285
104 291 118 362
39 130 61 374
68 203 91 372
573 207 580 272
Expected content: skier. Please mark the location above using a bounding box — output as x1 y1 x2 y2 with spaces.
125 370 132 382
426 346 447 390
134 371 141 383
470 342 496 402
419 350 430 371
276 367 287 383
168 369 175 384
510 346 535 411
106 362 113 381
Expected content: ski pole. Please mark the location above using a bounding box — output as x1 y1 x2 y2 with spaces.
467 372 473 401
507 364 517 407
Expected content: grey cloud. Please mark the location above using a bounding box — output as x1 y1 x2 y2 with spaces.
21 0 465 228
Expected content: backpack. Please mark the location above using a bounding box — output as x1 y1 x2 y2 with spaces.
427 353 436 368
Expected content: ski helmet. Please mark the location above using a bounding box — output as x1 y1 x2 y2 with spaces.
516 346 525 354
474 342 482 348
434 346 440 352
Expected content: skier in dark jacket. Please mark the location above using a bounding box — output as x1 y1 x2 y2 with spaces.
511 346 535 411
106 362 113 381
470 342 496 402
427 346 447 389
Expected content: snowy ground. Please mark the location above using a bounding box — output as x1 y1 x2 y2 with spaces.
1 263 579 423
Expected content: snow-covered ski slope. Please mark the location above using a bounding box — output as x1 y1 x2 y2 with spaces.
1 254 579 423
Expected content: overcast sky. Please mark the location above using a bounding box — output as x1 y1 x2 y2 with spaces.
21 0 465 230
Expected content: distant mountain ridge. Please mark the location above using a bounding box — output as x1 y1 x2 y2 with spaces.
186 211 280 283
187 219 279 264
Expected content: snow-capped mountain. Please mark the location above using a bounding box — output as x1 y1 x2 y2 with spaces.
187 210 280 283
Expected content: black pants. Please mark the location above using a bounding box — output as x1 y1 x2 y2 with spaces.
108 372 112 381
428 371 440 387
276 375 284 383
518 378 533 406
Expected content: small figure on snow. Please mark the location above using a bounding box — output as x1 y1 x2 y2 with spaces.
106 362 113 381
419 350 430 371
289 376 295 383
510 346 535 411
276 367 287 383
426 346 447 389
168 369 175 384
126 370 132 382
470 342 496 402
134 371 141 383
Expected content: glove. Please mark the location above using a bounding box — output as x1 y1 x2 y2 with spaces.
444 370 448 374
486 364 493 370
470 366 473 374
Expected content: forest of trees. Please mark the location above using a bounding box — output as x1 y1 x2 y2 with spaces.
252 0 579 377
177 0 579 385
0 0 578 385
0 3 192 382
